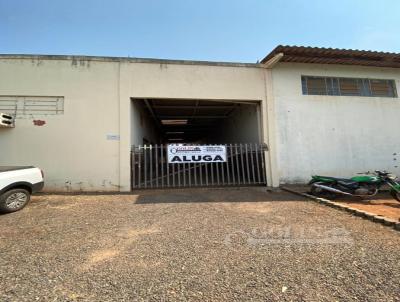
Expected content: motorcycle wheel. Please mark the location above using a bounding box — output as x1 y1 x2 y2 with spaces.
390 190 400 202
310 185 337 200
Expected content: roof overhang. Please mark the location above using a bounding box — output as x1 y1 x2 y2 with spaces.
261 45 400 68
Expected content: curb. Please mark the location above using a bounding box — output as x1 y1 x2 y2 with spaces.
282 187 400 232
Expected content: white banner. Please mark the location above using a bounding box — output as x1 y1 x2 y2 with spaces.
167 145 227 163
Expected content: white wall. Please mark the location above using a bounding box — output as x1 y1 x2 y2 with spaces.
126 62 266 100
119 61 271 189
5 56 397 189
208 104 261 144
273 63 400 183
0 56 271 191
130 100 160 146
0 58 121 191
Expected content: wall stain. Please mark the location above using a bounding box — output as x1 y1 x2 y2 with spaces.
71 58 91 68
75 182 84 191
108 181 122 188
30 58 44 66
71 58 78 67
65 181 72 192
33 120 46 126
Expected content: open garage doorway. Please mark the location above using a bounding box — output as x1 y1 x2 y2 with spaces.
130 98 268 189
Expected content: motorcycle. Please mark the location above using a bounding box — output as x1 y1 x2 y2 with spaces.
308 170 400 201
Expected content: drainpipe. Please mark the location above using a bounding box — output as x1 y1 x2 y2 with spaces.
260 53 283 188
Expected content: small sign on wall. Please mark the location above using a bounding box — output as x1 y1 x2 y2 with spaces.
167 145 227 163
106 134 120 141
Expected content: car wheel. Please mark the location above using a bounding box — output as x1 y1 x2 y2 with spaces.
0 189 31 213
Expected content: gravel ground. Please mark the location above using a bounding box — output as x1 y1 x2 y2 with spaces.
0 188 399 301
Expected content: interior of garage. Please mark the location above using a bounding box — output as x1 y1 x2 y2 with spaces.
130 98 267 190
131 98 261 145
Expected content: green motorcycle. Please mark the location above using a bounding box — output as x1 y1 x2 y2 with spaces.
309 170 400 201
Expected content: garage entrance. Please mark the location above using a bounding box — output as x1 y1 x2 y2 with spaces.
131 143 267 189
130 99 267 189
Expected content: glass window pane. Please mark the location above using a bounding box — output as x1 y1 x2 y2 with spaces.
370 79 395 97
301 76 397 98
301 76 308 94
326 78 340 95
359 79 371 96
339 78 361 96
306 77 327 95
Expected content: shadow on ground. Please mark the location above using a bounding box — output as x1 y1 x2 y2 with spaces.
132 187 303 204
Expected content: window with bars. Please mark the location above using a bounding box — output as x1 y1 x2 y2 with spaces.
0 96 64 117
301 76 397 98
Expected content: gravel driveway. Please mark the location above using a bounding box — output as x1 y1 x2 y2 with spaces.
0 188 399 301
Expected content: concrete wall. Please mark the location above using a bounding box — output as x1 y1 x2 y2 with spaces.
208 104 261 144
272 62 400 183
118 61 271 189
3 55 398 189
130 100 160 146
0 56 271 191
0 58 121 191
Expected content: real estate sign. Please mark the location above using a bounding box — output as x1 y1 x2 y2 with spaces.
167 145 227 163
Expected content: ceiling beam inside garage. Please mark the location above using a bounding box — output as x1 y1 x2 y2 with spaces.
159 115 229 119
135 98 254 142
152 105 235 109
141 99 237 121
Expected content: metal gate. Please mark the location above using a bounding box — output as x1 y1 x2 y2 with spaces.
131 143 268 189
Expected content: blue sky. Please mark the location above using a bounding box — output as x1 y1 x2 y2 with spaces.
1 0 399 62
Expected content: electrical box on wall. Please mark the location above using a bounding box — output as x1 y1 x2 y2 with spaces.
0 112 15 128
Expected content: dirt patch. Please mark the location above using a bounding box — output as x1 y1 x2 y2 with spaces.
224 202 273 214
284 185 400 222
89 249 120 264
81 227 161 271
338 197 400 221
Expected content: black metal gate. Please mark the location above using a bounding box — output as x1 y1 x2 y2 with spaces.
131 143 268 189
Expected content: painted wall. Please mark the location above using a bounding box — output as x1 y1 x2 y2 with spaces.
207 104 261 144
0 56 270 191
0 58 121 191
125 62 266 100
119 61 270 189
272 63 400 183
3 56 398 189
130 100 160 146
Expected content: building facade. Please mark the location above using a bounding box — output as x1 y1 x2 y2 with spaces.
0 46 399 191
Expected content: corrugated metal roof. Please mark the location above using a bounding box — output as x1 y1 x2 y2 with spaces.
261 45 400 68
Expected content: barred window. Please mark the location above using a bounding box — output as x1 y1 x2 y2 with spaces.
0 96 64 117
302 76 397 98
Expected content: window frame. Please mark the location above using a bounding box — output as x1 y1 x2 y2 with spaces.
0 95 64 117
301 75 398 98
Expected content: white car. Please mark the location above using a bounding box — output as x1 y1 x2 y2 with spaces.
0 166 44 213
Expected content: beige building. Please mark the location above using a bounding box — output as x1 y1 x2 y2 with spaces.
0 46 399 191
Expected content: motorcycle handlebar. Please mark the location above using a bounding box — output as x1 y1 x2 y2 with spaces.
357 170 388 175
357 171 371 175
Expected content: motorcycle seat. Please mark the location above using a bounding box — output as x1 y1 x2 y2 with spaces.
317 176 358 186
337 180 358 187
317 176 351 182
